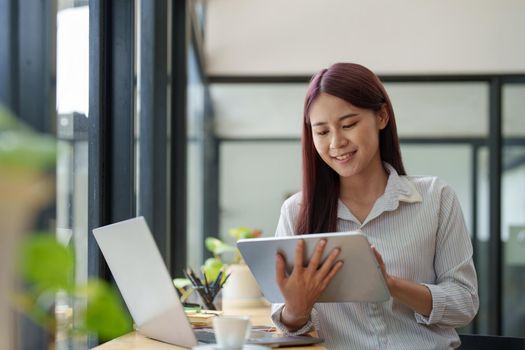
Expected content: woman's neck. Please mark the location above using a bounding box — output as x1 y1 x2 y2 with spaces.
339 160 389 206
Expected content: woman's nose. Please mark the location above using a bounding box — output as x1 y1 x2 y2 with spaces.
329 131 348 149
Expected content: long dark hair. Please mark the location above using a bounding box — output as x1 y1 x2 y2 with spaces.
295 63 406 235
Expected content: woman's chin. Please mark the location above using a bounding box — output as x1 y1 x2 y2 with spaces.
334 165 360 178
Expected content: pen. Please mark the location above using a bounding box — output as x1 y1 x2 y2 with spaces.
184 269 208 304
203 270 211 296
212 270 223 295
184 268 198 287
220 273 231 288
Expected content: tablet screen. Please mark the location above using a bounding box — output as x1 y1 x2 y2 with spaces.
237 231 390 303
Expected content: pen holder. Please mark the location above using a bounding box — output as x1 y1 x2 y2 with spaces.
193 286 220 311
183 267 230 311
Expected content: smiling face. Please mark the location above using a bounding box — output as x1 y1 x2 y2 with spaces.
309 92 389 178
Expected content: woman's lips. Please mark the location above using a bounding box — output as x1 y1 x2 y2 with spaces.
332 150 357 162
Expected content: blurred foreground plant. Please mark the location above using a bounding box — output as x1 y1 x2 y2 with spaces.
1 104 132 342
0 105 56 173
15 224 132 340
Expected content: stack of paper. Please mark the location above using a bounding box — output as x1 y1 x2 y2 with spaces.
185 309 222 327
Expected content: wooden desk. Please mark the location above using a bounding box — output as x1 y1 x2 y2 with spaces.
93 303 326 350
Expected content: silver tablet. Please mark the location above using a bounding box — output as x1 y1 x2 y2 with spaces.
237 231 390 303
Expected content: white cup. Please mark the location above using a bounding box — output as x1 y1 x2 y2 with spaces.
212 315 251 350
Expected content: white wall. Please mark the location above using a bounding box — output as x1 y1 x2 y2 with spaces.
206 0 525 75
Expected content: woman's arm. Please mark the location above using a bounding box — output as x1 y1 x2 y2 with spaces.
372 246 432 316
373 184 478 327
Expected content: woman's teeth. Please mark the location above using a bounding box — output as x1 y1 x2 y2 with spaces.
335 153 351 161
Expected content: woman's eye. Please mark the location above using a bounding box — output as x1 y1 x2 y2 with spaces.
343 123 357 129
316 130 329 136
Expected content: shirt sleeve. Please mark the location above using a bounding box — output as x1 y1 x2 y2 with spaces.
270 195 318 335
271 303 320 336
414 184 479 327
274 196 298 238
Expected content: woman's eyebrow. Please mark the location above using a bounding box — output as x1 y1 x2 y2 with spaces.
311 113 359 127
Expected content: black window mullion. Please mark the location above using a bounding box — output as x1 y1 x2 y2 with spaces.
16 0 55 133
109 0 135 222
202 88 219 257
138 0 169 264
88 0 108 280
471 143 480 334
488 77 503 335
170 0 188 277
0 0 18 112
88 0 135 278
0 0 56 133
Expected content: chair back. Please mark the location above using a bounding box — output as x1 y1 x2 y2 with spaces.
459 334 525 350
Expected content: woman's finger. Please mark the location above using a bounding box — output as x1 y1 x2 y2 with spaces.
371 245 384 267
307 239 327 272
371 246 387 277
275 252 287 286
321 260 344 289
293 239 305 272
317 247 341 277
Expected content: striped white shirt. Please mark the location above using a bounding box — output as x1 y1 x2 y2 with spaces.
271 163 479 350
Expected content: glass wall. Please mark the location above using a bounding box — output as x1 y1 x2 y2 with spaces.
401 144 473 232
219 141 301 242
502 84 525 336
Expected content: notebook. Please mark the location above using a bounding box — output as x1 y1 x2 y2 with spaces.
92 217 324 348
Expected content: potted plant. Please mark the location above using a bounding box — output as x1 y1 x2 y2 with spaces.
174 227 265 310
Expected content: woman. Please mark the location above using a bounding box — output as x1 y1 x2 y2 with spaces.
271 63 478 349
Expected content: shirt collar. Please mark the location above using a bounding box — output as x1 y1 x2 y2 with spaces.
337 162 422 224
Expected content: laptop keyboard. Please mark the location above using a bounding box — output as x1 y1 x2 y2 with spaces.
194 329 272 344
194 330 216 343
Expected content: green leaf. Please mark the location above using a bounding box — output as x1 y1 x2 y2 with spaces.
0 105 30 131
0 105 56 172
0 131 56 171
204 237 221 252
202 258 224 282
228 227 252 240
204 237 235 255
238 231 254 239
82 279 133 341
18 234 74 292
173 278 192 289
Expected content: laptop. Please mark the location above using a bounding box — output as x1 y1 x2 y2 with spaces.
92 217 324 348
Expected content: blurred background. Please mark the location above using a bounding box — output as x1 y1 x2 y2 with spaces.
1 0 524 348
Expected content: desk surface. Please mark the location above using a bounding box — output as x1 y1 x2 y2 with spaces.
92 302 327 350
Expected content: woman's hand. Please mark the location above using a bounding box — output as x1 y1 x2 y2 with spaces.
275 239 343 330
371 245 433 316
371 245 395 290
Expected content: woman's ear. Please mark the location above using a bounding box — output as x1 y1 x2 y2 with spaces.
377 105 389 130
